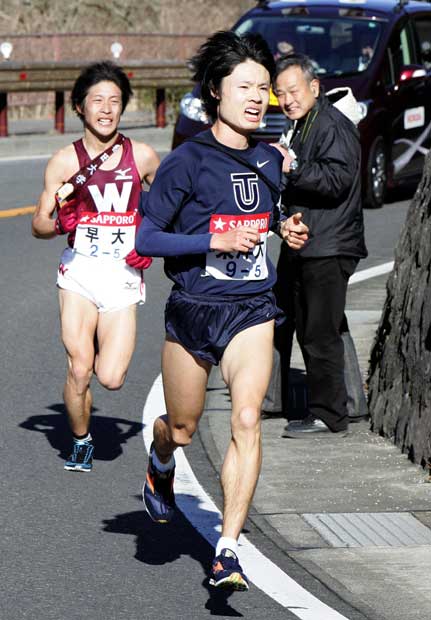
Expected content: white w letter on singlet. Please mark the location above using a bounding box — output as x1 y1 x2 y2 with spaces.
88 181 133 212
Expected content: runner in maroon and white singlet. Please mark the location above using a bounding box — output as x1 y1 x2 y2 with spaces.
32 61 160 472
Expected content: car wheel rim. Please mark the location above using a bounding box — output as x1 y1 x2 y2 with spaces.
371 148 386 203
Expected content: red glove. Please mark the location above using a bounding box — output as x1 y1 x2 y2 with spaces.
125 249 153 270
55 199 78 235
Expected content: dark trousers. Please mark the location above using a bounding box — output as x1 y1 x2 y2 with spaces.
277 249 358 431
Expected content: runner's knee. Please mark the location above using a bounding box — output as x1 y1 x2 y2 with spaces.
67 360 92 394
232 406 261 439
97 368 126 391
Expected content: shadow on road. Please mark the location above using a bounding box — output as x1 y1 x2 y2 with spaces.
19 403 142 461
102 496 243 617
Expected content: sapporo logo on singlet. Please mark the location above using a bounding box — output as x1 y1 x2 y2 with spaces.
231 172 259 213
73 167 136 260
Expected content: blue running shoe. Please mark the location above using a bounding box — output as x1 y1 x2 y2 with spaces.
142 443 175 523
64 439 94 472
209 549 249 591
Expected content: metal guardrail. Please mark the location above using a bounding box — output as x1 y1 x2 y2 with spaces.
0 60 193 136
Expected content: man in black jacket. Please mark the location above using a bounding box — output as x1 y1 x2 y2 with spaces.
273 53 367 436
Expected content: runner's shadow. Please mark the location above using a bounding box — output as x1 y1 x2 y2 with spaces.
102 496 243 617
19 403 142 461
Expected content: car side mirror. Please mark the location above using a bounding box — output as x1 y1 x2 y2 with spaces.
398 64 427 83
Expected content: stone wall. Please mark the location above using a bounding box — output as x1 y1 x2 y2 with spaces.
368 154 431 468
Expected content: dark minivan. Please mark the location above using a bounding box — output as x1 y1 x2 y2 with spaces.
173 0 431 207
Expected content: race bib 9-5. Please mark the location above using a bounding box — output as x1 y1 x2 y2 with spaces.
206 212 270 280
73 211 136 260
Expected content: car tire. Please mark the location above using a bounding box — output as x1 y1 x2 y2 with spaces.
364 136 387 209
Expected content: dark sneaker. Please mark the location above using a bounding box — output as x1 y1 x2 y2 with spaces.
209 549 249 591
142 443 175 523
282 415 349 438
64 439 94 472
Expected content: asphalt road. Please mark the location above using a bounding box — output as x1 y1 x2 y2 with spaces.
0 159 412 620
2 213 298 620
1 158 46 210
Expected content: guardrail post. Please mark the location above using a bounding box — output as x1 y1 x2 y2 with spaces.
0 92 8 137
55 90 65 133
156 88 166 128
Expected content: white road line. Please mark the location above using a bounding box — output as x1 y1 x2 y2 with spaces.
0 153 51 162
142 376 350 619
349 261 394 285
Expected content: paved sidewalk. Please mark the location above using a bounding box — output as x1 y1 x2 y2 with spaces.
0 112 172 159
201 272 431 620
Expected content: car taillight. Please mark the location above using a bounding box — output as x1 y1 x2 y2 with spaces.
400 68 427 81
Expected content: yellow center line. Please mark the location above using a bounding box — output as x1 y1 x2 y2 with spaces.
0 206 36 218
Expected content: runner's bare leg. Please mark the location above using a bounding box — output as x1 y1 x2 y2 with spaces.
95 304 137 389
219 320 274 539
59 289 98 436
154 336 211 462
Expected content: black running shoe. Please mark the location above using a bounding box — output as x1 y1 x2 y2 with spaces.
142 443 175 523
64 439 94 472
209 548 249 591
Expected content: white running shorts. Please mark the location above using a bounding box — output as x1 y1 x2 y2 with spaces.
57 247 146 313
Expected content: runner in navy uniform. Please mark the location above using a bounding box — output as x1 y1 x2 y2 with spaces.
136 32 308 590
32 62 159 472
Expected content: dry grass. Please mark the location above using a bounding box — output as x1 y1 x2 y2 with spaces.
0 0 256 34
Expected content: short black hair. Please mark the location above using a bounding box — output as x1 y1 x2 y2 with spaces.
189 30 275 122
71 61 133 120
273 53 318 87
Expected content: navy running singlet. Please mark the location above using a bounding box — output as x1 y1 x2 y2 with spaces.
143 130 283 295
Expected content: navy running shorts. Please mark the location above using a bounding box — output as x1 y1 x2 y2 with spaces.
165 288 284 365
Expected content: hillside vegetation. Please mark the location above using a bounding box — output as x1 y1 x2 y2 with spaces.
0 0 255 34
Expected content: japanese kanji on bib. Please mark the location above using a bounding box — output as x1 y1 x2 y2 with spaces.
206 212 270 280
71 136 141 260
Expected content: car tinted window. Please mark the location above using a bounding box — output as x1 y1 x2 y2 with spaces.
387 24 415 81
235 16 384 76
413 16 431 68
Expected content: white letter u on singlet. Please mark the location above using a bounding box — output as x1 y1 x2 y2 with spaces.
231 172 260 213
